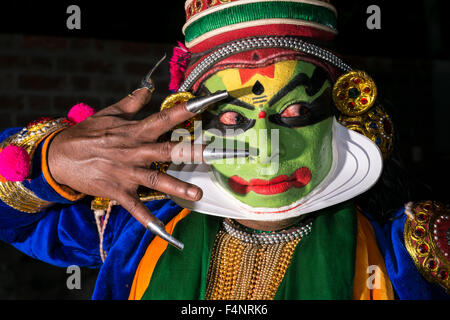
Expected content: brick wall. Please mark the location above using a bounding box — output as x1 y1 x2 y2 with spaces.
0 34 173 131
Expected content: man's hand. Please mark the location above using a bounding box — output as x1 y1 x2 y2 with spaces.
47 88 207 230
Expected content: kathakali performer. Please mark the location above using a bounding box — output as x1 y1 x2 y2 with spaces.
0 0 448 300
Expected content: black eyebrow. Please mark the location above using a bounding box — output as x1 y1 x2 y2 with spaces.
198 85 255 111
267 73 308 108
267 67 329 108
225 97 255 110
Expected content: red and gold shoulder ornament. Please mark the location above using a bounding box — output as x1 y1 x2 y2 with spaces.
404 201 449 292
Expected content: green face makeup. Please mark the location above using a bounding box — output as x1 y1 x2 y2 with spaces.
201 60 334 209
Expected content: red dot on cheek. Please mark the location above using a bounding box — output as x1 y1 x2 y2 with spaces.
258 111 266 119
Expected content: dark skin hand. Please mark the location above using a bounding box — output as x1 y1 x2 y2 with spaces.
47 88 204 228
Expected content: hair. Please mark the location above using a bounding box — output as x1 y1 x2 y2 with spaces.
354 98 432 223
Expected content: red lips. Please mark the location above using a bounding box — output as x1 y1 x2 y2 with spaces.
228 167 312 195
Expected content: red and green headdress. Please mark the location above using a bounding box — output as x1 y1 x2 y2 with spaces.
170 0 345 92
168 0 393 160
183 0 337 52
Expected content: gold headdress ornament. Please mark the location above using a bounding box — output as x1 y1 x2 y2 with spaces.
333 70 394 159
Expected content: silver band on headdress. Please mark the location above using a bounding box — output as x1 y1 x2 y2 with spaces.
178 36 352 92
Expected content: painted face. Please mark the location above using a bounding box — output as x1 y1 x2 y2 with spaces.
200 60 334 209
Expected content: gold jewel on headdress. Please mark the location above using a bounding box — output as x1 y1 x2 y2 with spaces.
338 105 394 159
160 91 201 135
332 70 377 116
0 118 70 213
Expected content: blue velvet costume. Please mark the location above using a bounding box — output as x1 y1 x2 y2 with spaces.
0 127 448 300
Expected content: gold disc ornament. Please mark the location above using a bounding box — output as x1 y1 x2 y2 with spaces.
333 70 378 116
160 92 201 137
404 201 450 292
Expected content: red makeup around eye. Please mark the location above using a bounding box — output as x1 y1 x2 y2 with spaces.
281 104 309 118
228 167 312 195
219 111 241 125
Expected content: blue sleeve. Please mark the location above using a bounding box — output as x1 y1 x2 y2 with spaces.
0 127 183 275
0 199 105 268
368 207 449 300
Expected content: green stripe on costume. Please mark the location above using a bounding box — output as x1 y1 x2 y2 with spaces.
275 202 357 299
141 201 357 300
184 1 337 43
142 211 221 300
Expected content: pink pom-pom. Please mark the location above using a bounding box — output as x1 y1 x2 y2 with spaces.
169 41 191 92
67 103 96 124
0 145 31 181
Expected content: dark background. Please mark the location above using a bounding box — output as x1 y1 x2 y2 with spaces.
0 0 448 299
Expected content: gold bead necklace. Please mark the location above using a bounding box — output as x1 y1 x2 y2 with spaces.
205 218 312 300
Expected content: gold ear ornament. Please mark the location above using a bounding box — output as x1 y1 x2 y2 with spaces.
333 70 393 159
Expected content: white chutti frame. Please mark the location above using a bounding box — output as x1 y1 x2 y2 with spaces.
167 118 383 221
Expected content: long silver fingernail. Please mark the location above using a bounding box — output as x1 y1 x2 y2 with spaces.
146 219 184 250
138 54 167 93
186 90 229 114
203 148 250 163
